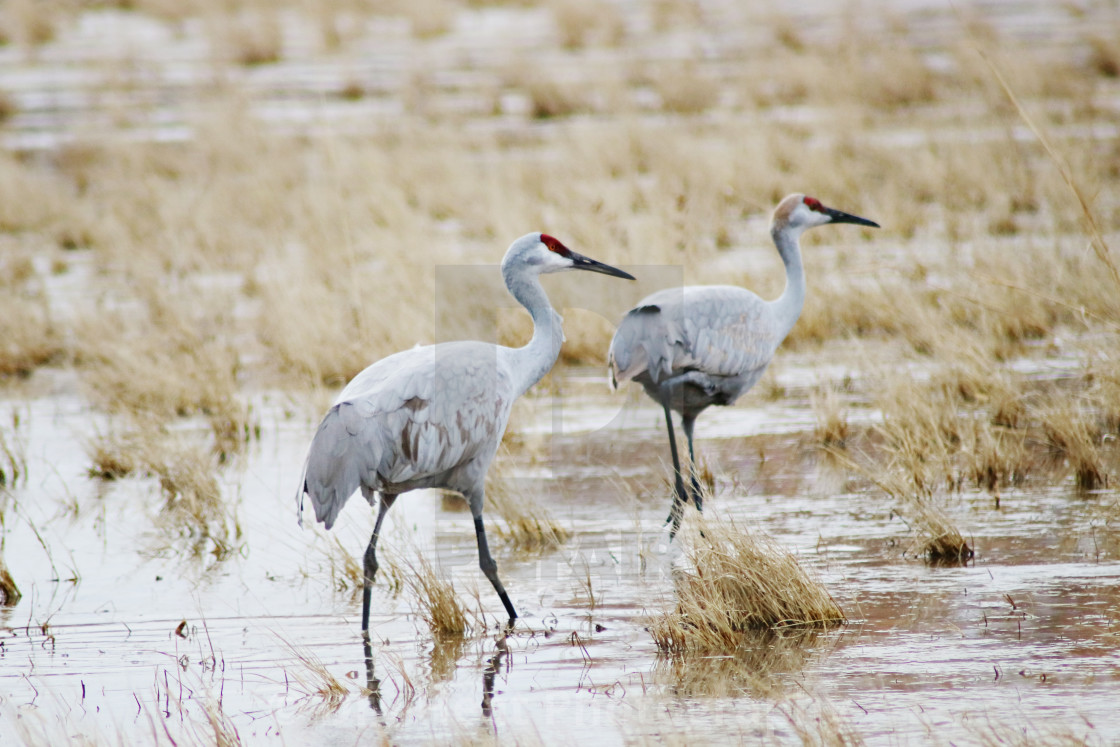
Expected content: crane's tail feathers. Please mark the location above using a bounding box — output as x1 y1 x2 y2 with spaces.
300 402 382 531
609 303 684 386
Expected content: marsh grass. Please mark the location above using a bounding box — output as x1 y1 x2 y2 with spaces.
812 385 850 448
214 9 284 66
485 462 570 552
278 636 350 711
649 519 844 655
0 254 64 379
323 532 403 598
402 552 474 638
87 428 153 480
896 498 974 564
0 410 27 488
548 0 625 50
1039 397 1109 490
834 442 975 563
0 551 19 605
87 425 240 554
149 440 240 555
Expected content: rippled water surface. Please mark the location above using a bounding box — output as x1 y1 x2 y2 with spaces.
2 372 1119 744
3 0 1120 743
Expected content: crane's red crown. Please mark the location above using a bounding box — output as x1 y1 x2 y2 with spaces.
803 196 824 212
540 233 571 256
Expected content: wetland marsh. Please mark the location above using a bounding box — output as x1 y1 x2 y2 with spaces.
1 0 1119 744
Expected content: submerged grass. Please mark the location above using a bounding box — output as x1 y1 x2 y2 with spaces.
649 519 844 656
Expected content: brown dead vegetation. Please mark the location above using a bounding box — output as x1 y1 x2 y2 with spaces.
485 467 570 552
402 552 474 638
649 519 844 655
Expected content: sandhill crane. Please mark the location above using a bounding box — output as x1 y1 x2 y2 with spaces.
608 194 878 538
298 233 634 633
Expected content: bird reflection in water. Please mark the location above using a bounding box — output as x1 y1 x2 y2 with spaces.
481 633 510 719
362 636 382 716
361 628 513 720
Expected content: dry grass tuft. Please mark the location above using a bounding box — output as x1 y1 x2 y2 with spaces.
216 11 284 66
324 534 403 598
0 88 17 124
652 64 720 114
0 550 19 606
519 73 594 119
149 440 239 553
402 552 472 638
1087 34 1120 78
963 418 1029 495
549 0 625 49
87 425 239 554
280 637 350 712
0 411 27 489
649 519 844 655
1 0 58 47
839 444 975 563
75 302 251 461
812 385 849 448
1039 397 1108 490
0 253 64 380
486 463 570 552
87 430 148 480
897 497 974 564
194 692 245 746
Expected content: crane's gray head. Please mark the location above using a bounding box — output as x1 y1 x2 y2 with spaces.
503 232 635 280
772 194 880 235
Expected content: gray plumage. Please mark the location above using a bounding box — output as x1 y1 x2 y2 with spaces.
297 232 634 633
608 194 879 537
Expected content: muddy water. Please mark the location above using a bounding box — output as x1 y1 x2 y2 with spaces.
2 367 1118 744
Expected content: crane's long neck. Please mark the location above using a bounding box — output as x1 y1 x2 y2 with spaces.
770 226 806 340
504 267 564 399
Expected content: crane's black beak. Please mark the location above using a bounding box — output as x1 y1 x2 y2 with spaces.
570 251 635 280
825 207 879 228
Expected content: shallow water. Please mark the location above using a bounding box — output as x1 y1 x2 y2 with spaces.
2 370 1119 744
2 1 1120 743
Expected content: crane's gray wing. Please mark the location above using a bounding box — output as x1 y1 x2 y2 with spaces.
298 343 511 529
609 286 782 386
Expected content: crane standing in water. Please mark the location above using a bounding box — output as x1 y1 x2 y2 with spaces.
298 233 634 633
608 194 879 538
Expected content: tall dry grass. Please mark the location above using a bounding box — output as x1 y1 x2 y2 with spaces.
0 249 64 379
485 459 570 551
401 552 474 638
649 519 844 655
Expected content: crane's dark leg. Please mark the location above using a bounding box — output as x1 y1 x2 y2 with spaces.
660 397 689 541
680 415 703 513
471 497 517 624
362 493 397 635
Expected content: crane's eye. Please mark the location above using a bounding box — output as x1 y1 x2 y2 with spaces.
540 233 571 257
803 197 824 212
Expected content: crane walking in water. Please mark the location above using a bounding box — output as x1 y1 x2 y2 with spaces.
298 233 634 633
607 194 878 539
